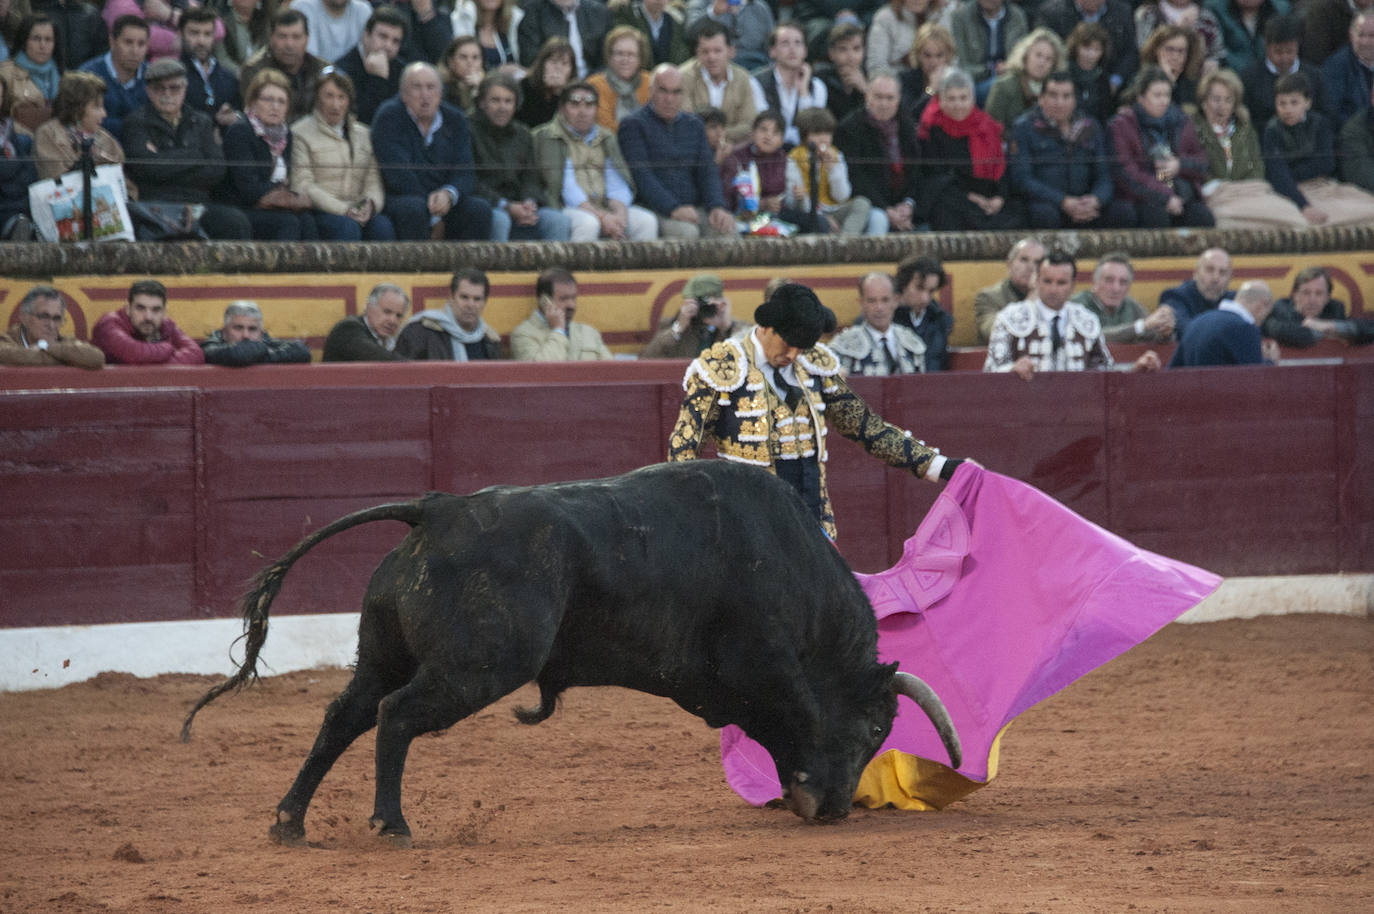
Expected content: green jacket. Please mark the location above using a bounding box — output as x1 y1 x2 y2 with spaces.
531 117 637 209
1190 111 1264 182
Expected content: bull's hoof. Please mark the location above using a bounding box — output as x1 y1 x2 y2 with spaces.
269 811 307 847
369 817 413 849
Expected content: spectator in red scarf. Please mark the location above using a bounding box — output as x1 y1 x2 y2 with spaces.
917 67 1023 231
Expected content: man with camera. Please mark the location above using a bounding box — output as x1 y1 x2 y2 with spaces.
640 273 746 359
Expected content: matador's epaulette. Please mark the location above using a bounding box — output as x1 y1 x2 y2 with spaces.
796 342 841 377
682 338 749 392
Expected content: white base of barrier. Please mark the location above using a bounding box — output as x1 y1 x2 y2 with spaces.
2 575 1370 692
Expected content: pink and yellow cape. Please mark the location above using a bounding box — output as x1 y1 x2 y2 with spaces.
721 464 1223 810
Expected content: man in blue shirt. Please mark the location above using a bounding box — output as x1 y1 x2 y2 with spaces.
371 61 494 241
78 14 148 137
1169 281 1278 367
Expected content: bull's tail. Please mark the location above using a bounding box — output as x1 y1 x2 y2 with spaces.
180 500 426 742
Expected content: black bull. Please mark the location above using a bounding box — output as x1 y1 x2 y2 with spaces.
182 461 961 845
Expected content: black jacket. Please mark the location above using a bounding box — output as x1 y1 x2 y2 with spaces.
322 314 406 362
834 107 923 212
219 118 294 207
201 330 312 366
121 105 227 203
517 0 612 71
182 53 242 121
333 45 402 125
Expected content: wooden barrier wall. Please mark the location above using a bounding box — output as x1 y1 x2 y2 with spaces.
1 250 1370 354
2 360 1370 629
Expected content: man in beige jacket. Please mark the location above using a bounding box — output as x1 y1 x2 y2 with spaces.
511 267 614 361
0 286 105 370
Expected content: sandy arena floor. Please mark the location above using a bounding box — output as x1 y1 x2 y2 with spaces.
0 614 1369 914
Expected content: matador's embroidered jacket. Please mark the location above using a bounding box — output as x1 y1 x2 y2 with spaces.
983 299 1115 373
668 336 943 539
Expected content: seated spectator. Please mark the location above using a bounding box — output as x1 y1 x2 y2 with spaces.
814 22 867 122
1159 246 1233 335
1260 266 1349 347
1010 70 1134 229
531 80 658 241
750 22 827 146
721 109 825 232
121 57 252 239
790 0 884 65
867 0 939 74
201 300 311 365
700 104 730 162
587 25 651 131
1168 279 1277 367
515 36 572 127
396 267 504 361
1237 13 1329 126
290 67 395 240
99 0 224 62
985 28 1065 132
1069 251 1176 343
220 68 318 240
892 253 951 370
836 71 922 233
180 7 239 128
382 0 452 66
830 271 928 376
33 70 125 179
985 251 1161 378
918 68 1025 231
1134 0 1224 71
1209 0 1290 76
511 266 613 361
1261 70 1374 224
1321 10 1374 127
1108 65 1214 228
238 8 326 123
293 0 372 64
1138 23 1205 106
974 235 1045 343
950 0 1030 101
610 0 689 68
1340 80 1374 190
211 0 278 68
469 71 571 241
1036 0 1137 93
322 282 409 361
78 14 148 137
92 278 206 365
31 0 109 84
1189 67 1307 228
685 0 775 73
0 78 38 235
784 105 873 235
450 0 524 75
678 19 756 145
639 271 743 358
0 13 60 131
619 63 734 239
438 34 483 113
899 21 954 119
371 61 494 241
1297 0 1369 65
0 284 104 368
1065 22 1114 123
518 0 611 77
333 6 406 125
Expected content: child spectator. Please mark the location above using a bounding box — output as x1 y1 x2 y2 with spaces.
721 108 826 233
784 105 873 234
700 105 730 164
1261 70 1374 226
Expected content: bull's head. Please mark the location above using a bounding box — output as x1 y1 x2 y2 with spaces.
780 670 962 822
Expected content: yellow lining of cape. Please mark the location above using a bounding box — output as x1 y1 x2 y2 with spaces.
853 724 1009 811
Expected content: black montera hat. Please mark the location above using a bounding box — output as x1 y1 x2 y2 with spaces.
754 283 826 349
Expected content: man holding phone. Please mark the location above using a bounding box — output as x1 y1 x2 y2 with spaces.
511 266 614 361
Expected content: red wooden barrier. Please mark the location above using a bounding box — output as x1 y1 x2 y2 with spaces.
2 360 1370 629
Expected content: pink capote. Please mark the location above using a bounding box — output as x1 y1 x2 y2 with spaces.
721 463 1223 806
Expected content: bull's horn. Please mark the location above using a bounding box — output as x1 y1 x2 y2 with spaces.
890 672 963 769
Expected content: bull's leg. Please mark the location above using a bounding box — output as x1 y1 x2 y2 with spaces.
269 666 400 846
367 665 527 847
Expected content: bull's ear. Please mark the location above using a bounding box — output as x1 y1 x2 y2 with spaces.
890 671 962 769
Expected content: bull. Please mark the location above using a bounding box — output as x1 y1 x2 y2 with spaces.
182 461 961 846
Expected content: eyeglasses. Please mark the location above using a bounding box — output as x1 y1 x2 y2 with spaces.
31 312 64 322
566 94 597 106
148 81 188 93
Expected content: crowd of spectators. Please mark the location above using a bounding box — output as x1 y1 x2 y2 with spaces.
3 0 1374 242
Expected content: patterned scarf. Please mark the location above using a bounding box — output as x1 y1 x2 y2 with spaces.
247 112 289 159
